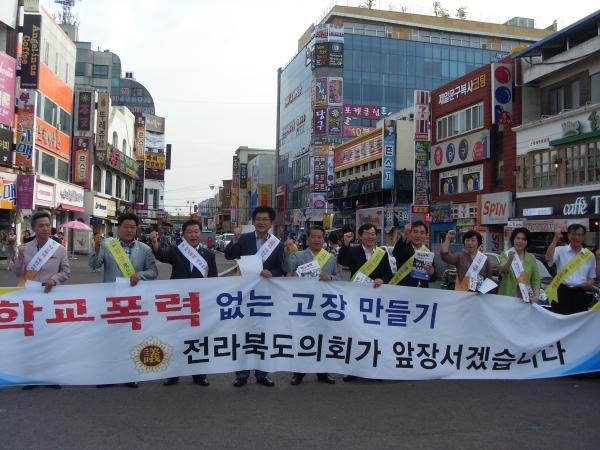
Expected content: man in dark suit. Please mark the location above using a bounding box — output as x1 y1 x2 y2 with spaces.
150 219 217 387
337 223 393 286
225 206 284 387
392 220 436 288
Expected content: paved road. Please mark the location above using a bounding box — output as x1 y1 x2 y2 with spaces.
1 251 599 449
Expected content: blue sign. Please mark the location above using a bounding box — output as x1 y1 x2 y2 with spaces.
382 121 396 190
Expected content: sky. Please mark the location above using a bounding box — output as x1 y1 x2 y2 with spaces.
40 0 599 211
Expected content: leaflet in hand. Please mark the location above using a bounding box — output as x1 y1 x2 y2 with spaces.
296 260 321 278
353 272 373 286
411 251 434 280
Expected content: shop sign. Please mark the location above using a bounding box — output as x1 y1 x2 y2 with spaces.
343 125 376 138
523 207 553 217
562 196 600 216
430 202 452 223
106 199 117 217
36 119 69 157
58 182 84 208
0 52 17 127
284 85 302 108
0 127 12 167
0 175 16 210
135 115 145 160
528 137 549 151
15 90 36 167
491 63 513 125
414 141 430 204
143 114 165 134
75 90 93 132
335 131 382 169
72 137 92 188
239 163 247 189
382 119 396 190
561 120 580 137
343 104 383 120
432 130 489 170
16 174 35 209
437 73 486 105
21 14 41 89
93 197 108 218
95 92 109 161
36 180 55 207
451 202 477 219
413 90 430 140
479 191 512 225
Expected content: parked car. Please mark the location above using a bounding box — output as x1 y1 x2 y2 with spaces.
219 233 235 251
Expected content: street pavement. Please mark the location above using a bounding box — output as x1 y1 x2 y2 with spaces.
1 252 599 449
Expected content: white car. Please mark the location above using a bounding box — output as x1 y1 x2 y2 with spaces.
220 233 235 251
382 245 397 273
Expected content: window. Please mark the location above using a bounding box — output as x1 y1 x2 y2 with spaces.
57 160 69 182
436 103 484 141
548 79 580 114
112 131 118 148
59 109 71 135
42 152 55 177
566 145 586 185
122 138 127 155
44 97 57 126
36 93 42 119
531 149 558 188
93 64 109 78
93 166 102 192
591 73 600 104
105 170 112 195
115 176 122 198
125 180 131 201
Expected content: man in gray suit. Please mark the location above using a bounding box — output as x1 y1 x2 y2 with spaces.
286 225 336 386
89 213 158 285
89 213 157 388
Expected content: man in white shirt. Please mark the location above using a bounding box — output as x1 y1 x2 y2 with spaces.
545 224 597 314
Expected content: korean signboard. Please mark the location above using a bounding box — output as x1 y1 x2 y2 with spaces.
343 125 376 138
491 63 513 125
75 90 93 132
343 104 383 120
0 127 11 167
413 90 430 141
414 141 430 204
314 107 327 135
437 73 486 105
284 85 302 108
479 191 512 225
335 131 382 169
382 120 395 190
36 180 55 207
57 182 84 209
143 114 165 134
313 155 327 193
16 174 34 209
328 78 342 106
95 92 110 162
327 107 342 135
240 163 248 189
72 136 92 189
313 24 344 43
313 78 327 107
21 14 41 89
135 115 145 160
431 130 489 170
15 90 36 168
0 52 17 127
92 196 108 218
36 118 69 158
0 174 15 210
145 151 166 170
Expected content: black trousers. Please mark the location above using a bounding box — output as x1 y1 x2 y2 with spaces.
552 285 592 315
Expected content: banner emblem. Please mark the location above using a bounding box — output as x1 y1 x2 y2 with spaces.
130 337 173 373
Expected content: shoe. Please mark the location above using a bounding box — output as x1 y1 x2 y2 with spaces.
193 377 209 386
233 377 248 387
48 385 62 389
21 385 37 390
163 378 179 386
125 382 138 388
290 375 304 386
257 376 275 387
343 375 357 382
317 374 335 384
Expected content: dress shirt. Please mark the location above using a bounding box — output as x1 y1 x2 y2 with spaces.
552 245 596 287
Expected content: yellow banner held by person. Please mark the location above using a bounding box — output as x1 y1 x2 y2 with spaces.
546 248 593 303
105 239 136 278
389 245 430 286
351 247 386 281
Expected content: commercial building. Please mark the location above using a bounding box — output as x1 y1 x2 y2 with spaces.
511 10 600 252
276 4 552 236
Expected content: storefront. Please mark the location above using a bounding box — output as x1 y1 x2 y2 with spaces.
0 172 16 254
56 182 85 252
35 178 56 221
515 191 600 254
429 202 453 244
477 191 513 252
86 193 109 236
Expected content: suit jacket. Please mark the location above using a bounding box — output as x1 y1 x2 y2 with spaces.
392 237 436 288
224 232 285 277
286 248 338 278
337 244 393 283
89 239 158 283
12 239 70 284
154 243 218 279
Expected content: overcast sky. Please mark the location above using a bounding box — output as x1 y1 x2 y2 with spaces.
41 0 599 211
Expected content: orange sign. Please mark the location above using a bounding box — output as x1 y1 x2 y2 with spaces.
0 176 16 210
35 118 71 158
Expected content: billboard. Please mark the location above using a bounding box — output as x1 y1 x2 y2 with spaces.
343 104 384 120
21 14 41 89
0 52 17 127
328 78 343 106
431 130 490 170
95 92 110 162
75 90 93 132
382 120 395 190
313 78 327 106
491 63 513 125
413 90 430 141
15 90 36 167
144 114 165 133
414 141 430 204
16 173 35 209
0 174 15 210
240 163 248 189
335 132 382 169
135 115 145 160
314 107 326 135
327 107 342 135
145 131 165 150
0 127 11 167
72 136 92 189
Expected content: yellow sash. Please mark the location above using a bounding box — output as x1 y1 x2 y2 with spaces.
105 239 136 278
314 248 333 269
351 247 386 281
546 248 593 303
389 245 430 286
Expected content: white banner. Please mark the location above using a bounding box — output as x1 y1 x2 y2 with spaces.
1 278 599 386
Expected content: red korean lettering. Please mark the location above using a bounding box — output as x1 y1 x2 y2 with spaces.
155 292 200 327
46 299 95 324
100 296 148 330
0 300 43 336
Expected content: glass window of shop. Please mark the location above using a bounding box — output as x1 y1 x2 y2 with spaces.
42 152 55 177
125 180 131 201
43 97 57 125
531 149 558 189
93 166 102 192
105 171 112 196
115 176 122 199
57 160 69 182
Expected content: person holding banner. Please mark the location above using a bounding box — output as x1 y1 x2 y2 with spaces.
225 206 284 387
498 228 540 303
150 219 217 387
13 211 71 293
545 224 596 315
286 225 337 386
337 223 393 287
391 221 435 288
89 213 158 389
441 230 492 292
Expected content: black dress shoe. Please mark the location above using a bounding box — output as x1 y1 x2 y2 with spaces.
21 385 36 390
193 377 210 386
343 375 357 382
290 375 304 385
256 376 275 387
233 377 248 387
48 385 62 389
125 382 139 388
317 374 335 384
163 378 179 386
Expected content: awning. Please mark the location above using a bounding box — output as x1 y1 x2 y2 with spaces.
58 203 85 212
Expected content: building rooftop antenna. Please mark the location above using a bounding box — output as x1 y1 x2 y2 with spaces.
54 0 81 26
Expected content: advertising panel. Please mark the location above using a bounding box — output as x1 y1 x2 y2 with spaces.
327 107 342 135
314 107 327 135
92 196 108 218
135 115 145 160
313 155 327 193
335 132 382 169
413 90 430 141
258 184 270 206
314 43 328 67
35 118 70 158
327 151 334 187
21 14 41 89
72 136 92 188
143 114 165 133
491 63 513 125
430 202 453 223
328 42 344 67
343 125 376 138
343 104 383 120
328 78 343 106
57 182 84 209
0 52 17 127
382 119 396 190
75 90 93 132
461 164 483 193
239 163 248 189
16 174 35 209
431 130 489 170
145 151 166 170
95 92 110 162
36 180 55 207
15 90 36 167
313 78 327 107
479 191 512 225
145 131 165 150
0 174 15 210
0 127 11 167
437 73 486 105
313 24 344 43
414 141 430 204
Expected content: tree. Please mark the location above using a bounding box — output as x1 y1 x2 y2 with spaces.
432 2 450 18
359 0 376 9
455 6 467 19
